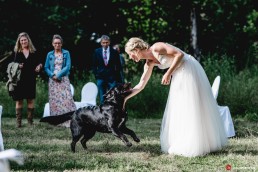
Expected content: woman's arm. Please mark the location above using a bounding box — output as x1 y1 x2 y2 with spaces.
44 53 54 78
123 61 154 108
153 43 184 85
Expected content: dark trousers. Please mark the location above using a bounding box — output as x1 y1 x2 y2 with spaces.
97 79 117 104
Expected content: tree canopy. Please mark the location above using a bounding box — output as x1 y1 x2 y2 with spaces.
0 0 257 78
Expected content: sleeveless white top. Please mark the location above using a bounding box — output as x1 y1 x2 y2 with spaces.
153 43 189 70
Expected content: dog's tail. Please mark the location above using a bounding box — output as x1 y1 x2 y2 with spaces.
39 111 75 125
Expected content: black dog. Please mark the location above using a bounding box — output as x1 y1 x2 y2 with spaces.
40 82 140 152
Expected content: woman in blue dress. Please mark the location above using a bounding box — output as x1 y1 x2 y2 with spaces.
44 34 76 127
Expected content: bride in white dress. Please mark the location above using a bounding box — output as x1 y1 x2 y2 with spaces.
124 37 227 157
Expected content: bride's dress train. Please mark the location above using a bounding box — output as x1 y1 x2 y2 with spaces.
156 45 227 157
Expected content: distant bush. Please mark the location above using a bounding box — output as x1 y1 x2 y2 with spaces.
125 72 169 118
0 80 15 117
202 54 258 116
221 66 258 115
202 53 236 83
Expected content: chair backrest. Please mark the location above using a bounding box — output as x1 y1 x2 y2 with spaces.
0 106 2 129
0 105 4 151
70 84 74 96
0 149 24 172
81 82 98 106
211 76 221 100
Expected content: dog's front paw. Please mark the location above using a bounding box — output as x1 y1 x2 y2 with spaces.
126 142 132 147
133 137 140 143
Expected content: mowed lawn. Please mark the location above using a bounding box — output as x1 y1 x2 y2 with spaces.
2 117 258 172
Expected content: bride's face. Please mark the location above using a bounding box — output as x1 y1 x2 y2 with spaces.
127 49 141 62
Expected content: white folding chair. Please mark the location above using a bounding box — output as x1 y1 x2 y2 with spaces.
43 103 50 117
0 105 4 151
0 106 23 172
75 82 98 109
43 84 75 117
211 76 220 100
211 76 236 137
70 84 74 97
0 149 24 172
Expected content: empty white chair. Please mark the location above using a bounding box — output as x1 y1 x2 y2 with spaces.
0 149 24 172
70 84 74 97
211 76 236 137
43 84 75 117
75 82 98 109
0 108 24 172
211 76 220 100
0 105 4 151
43 103 50 117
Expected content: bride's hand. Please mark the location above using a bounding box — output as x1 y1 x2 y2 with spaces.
161 72 172 85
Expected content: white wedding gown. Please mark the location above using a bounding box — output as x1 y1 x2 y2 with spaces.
156 44 228 157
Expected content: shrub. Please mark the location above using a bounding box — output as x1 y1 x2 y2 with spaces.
202 54 258 116
221 66 258 115
126 72 169 118
202 53 236 83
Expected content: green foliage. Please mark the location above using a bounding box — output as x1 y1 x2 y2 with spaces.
221 66 258 115
244 112 258 122
0 80 15 117
126 72 169 118
202 53 236 83
202 55 258 116
34 76 48 116
243 9 258 35
194 0 257 69
0 0 257 76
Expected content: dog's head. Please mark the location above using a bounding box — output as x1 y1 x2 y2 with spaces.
103 82 132 104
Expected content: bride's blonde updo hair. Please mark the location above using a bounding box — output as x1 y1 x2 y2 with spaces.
125 37 149 53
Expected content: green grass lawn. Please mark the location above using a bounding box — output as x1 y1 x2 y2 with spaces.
2 117 258 172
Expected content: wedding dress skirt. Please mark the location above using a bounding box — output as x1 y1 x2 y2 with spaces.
159 54 228 157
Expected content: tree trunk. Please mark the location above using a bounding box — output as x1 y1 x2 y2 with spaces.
190 8 201 61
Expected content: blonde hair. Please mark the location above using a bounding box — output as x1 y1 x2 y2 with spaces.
125 37 149 53
14 32 36 53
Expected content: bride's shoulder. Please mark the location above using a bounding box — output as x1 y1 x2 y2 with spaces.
152 42 166 48
151 42 167 52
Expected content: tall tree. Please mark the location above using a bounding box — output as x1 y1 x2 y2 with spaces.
190 7 201 61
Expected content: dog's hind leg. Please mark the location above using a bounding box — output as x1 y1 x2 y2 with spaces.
80 129 96 150
120 125 140 143
111 128 132 147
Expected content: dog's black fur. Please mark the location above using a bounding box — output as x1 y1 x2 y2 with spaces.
40 82 140 152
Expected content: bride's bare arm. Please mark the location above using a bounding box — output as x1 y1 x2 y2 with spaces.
153 43 184 85
123 62 154 108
